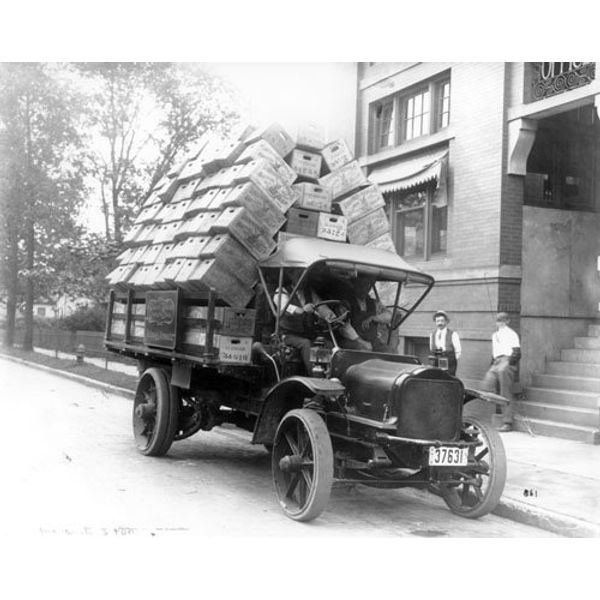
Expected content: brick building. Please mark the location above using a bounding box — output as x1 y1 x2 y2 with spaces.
353 63 600 439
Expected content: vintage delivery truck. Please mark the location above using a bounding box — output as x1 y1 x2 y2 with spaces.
105 236 507 522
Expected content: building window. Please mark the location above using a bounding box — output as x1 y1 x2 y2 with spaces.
439 80 451 129
404 89 430 141
369 74 451 154
389 185 447 260
372 99 396 151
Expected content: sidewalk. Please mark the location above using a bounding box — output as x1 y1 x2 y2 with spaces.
3 349 599 536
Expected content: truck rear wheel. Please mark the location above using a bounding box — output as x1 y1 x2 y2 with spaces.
133 367 178 456
272 409 333 522
439 415 507 518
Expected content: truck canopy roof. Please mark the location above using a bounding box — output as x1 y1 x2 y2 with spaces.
259 238 434 284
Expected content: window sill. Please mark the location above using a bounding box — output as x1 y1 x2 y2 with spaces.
359 127 455 168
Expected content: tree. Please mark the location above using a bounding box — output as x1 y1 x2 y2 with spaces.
0 63 87 349
76 62 241 242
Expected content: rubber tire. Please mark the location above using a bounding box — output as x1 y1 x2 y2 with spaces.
133 367 179 457
439 415 507 519
272 409 333 522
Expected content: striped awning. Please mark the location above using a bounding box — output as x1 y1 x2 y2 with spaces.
368 148 449 194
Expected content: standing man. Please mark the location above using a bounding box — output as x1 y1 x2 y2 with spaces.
430 310 461 376
481 312 521 432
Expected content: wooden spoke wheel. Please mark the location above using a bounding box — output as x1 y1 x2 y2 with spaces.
439 416 507 519
133 367 178 457
272 409 333 522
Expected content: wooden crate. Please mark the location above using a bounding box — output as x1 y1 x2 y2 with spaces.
292 183 332 212
286 208 319 237
246 122 295 158
161 258 186 284
239 159 299 214
346 207 390 245
335 184 385 222
177 211 221 239
106 263 137 289
201 234 258 286
366 232 396 253
217 335 253 364
133 202 164 225
319 161 368 200
181 259 254 307
321 139 354 172
206 187 233 211
236 140 297 186
217 181 285 234
171 179 197 204
154 175 179 203
296 122 326 151
317 213 347 242
213 206 276 260
290 149 322 180
220 307 256 337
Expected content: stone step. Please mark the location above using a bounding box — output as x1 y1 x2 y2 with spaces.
561 348 600 363
574 337 600 349
547 361 600 378
517 399 599 428
513 415 600 444
589 324 600 337
525 386 600 409
532 373 600 393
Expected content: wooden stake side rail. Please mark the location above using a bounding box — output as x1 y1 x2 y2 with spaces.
104 288 261 372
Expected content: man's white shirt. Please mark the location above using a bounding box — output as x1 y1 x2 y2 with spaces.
492 326 520 358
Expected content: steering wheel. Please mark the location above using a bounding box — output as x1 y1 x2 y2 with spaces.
312 299 351 329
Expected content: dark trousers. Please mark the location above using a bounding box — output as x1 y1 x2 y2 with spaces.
481 356 516 424
282 333 312 375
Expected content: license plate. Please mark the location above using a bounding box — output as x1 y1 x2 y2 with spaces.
428 446 468 466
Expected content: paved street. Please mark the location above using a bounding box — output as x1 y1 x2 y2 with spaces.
0 358 556 537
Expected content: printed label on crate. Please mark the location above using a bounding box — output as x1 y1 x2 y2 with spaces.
292 183 332 212
318 161 368 200
317 213 347 242
218 336 253 364
321 139 354 171
365 232 396 253
290 149 322 179
346 208 390 245
145 290 178 348
335 184 385 222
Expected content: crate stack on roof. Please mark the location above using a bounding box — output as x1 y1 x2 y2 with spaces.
107 121 398 307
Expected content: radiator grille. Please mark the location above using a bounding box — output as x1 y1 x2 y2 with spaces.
393 377 463 441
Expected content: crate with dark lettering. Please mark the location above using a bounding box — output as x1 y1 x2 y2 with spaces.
292 183 332 212
346 207 390 245
289 149 322 180
286 207 319 238
317 213 347 242
335 184 385 222
319 161 368 200
217 335 253 364
213 206 276 260
321 139 354 172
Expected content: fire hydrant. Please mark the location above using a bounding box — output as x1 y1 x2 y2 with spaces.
76 344 85 365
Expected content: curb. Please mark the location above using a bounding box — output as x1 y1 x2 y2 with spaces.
493 498 600 538
0 353 136 400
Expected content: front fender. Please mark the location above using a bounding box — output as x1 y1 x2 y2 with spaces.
464 387 510 406
252 377 345 445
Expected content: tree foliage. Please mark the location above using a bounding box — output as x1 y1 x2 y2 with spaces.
0 62 87 348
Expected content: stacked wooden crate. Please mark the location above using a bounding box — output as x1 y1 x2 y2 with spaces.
107 120 400 359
